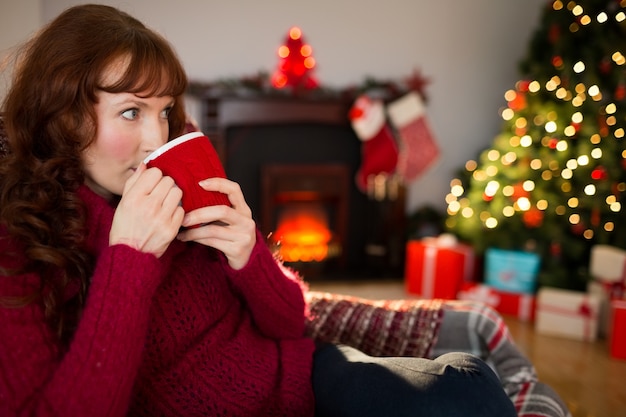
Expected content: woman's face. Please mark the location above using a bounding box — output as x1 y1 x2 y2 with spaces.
82 64 174 200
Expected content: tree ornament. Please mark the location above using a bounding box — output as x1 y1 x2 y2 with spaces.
523 207 544 228
591 166 608 180
616 83 626 101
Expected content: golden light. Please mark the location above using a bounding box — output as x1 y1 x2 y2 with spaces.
597 12 608 23
523 180 535 191
545 121 558 133
300 44 312 57
529 81 541 93
461 207 474 218
304 57 316 69
289 26 302 40
517 197 531 211
606 103 617 114
485 181 500 197
520 135 533 147
503 206 515 217
577 155 590 165
556 140 568 151
569 213 580 224
451 184 464 197
611 202 622 212
591 148 602 159
584 184 597 195
485 217 498 229
278 45 290 58
573 61 586 73
537 200 548 210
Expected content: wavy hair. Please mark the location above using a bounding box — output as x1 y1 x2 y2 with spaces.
0 4 188 343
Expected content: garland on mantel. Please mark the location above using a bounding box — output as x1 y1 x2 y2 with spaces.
187 68 431 103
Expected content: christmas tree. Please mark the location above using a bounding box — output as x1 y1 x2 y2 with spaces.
271 26 318 92
445 0 626 290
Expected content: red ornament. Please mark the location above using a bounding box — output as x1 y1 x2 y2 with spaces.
548 137 559 149
517 80 531 93
591 208 601 227
512 183 529 200
523 208 544 228
271 26 319 92
548 24 560 44
508 91 527 111
616 83 626 101
591 166 608 180
599 59 612 75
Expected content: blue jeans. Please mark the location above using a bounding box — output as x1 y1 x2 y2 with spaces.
312 344 517 417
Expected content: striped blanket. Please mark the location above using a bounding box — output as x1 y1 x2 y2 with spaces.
305 291 571 417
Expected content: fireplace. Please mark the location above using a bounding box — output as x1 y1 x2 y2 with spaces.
195 94 406 279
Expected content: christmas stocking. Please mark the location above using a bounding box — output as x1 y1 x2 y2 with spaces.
349 95 399 192
387 91 439 182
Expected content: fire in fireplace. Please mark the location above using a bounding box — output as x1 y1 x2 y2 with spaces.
262 163 349 271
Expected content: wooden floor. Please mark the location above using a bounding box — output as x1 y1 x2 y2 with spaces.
308 279 626 417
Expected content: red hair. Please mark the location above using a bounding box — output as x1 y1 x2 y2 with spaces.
0 4 188 343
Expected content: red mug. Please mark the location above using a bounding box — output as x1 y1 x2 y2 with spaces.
143 131 231 212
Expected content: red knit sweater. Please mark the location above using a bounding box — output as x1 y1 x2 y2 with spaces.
0 185 316 416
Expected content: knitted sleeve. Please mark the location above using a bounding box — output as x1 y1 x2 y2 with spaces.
224 230 308 340
0 244 163 417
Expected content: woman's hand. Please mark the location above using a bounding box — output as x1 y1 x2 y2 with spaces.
176 177 257 270
110 164 185 258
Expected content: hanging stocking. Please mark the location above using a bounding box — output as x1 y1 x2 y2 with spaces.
349 95 399 192
387 91 439 182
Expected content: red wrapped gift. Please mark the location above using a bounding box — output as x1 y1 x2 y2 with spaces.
404 234 474 299
457 282 536 322
610 300 626 360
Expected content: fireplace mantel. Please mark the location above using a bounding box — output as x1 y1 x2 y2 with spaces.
193 94 353 163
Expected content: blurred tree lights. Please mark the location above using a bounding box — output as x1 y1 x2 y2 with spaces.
446 0 626 290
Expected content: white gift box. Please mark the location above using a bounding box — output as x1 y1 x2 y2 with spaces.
589 244 626 283
535 287 601 342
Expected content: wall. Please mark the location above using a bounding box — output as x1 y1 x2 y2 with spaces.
2 0 548 214
0 0 41 105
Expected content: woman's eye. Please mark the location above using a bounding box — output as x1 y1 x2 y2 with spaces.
161 107 172 119
121 109 139 120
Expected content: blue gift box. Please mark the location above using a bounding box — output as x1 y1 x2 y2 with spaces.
484 248 540 293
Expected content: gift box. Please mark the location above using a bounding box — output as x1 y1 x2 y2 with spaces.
609 300 626 360
588 245 626 337
535 287 601 342
484 248 540 294
457 282 536 321
405 234 474 299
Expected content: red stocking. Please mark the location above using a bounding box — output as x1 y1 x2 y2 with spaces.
349 95 399 192
387 92 439 182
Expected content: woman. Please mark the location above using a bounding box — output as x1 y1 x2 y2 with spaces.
0 4 517 417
